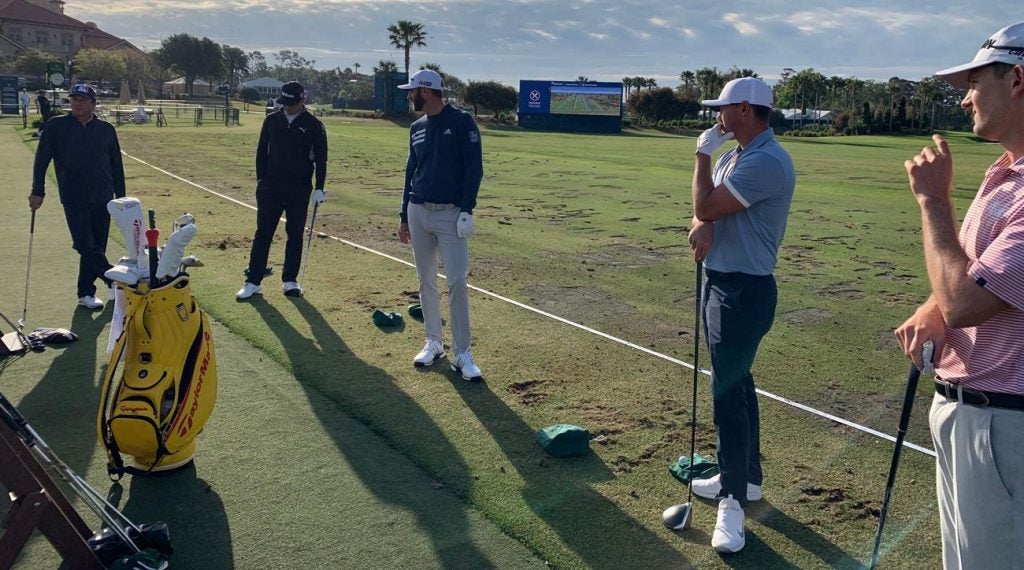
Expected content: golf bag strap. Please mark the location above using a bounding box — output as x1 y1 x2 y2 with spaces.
97 295 148 480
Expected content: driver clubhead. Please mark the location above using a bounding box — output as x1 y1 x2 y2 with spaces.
662 502 693 530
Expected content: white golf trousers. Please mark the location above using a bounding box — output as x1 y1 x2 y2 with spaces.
929 393 1024 570
407 202 471 355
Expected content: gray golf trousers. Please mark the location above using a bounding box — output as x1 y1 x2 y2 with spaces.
930 392 1024 569
407 202 471 356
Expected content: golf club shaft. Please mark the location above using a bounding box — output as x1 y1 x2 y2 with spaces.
686 261 703 507
297 201 320 290
20 209 35 328
869 363 921 569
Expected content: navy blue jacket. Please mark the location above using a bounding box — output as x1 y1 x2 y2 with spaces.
256 109 328 189
32 114 126 204
401 104 483 222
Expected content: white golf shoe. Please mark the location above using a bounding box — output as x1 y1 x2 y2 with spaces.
282 281 302 297
711 495 745 553
235 282 262 300
691 474 762 502
77 295 103 310
413 340 445 368
451 351 483 381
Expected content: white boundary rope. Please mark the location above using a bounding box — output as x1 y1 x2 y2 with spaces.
123 151 937 458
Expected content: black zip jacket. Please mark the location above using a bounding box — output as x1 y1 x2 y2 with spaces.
32 113 126 204
256 109 328 189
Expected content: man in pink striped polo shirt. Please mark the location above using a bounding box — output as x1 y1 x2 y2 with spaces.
896 21 1024 569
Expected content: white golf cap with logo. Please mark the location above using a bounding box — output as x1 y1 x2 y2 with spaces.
701 77 773 109
935 21 1024 89
398 69 443 91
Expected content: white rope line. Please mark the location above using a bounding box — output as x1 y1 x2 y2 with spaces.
122 151 937 458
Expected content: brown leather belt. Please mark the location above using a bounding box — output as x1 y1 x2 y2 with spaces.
934 380 1024 410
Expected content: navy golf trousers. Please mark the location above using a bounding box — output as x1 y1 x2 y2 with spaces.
245 180 311 285
702 268 777 505
63 202 112 298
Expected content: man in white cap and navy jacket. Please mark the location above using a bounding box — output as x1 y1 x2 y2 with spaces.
685 77 796 553
237 81 328 299
396 68 484 381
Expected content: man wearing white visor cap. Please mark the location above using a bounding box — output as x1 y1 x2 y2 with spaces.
685 76 796 554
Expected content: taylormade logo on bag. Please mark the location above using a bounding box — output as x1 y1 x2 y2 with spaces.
177 331 212 438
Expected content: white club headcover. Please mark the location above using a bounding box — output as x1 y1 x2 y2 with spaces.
104 264 141 286
106 285 127 356
107 197 149 275
156 223 196 279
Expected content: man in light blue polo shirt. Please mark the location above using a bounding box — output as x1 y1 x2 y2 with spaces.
685 77 796 553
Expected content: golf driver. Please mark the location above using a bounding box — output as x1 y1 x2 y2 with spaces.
869 341 934 569
18 209 36 330
662 260 704 531
295 199 321 296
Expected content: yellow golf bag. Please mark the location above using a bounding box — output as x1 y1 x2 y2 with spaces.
98 275 217 478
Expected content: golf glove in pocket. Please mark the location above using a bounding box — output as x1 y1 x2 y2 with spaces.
696 126 735 156
312 189 327 205
457 212 474 238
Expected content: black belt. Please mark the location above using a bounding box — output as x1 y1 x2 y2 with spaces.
934 380 1024 411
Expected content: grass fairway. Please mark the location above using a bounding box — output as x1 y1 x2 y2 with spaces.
2 116 1003 568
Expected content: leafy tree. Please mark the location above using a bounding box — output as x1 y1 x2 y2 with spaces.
121 50 154 91
628 88 694 124
463 81 517 116
375 60 398 73
15 48 56 80
240 87 261 102
387 20 427 78
160 34 224 95
247 50 268 78
421 63 465 103
74 48 126 88
222 46 250 90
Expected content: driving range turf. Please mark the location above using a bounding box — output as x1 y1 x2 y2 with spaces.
0 115 1001 568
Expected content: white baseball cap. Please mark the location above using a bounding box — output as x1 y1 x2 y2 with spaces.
936 22 1024 89
701 77 773 109
398 69 443 91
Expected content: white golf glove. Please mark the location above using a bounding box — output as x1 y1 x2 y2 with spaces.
695 126 735 156
311 189 327 205
457 212 474 238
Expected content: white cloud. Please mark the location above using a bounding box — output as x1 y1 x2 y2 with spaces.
525 28 559 41
722 13 760 36
649 17 669 28
589 33 609 40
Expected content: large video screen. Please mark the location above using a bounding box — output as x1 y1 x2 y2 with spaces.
549 85 622 116
519 80 623 117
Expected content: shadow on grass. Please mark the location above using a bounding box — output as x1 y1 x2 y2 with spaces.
449 375 692 568
111 463 233 569
255 297 498 568
15 307 109 474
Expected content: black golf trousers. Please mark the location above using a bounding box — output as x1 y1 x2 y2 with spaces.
702 269 777 506
245 180 311 285
63 202 113 298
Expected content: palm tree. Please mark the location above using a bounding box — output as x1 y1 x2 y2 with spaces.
354 62 361 76
679 70 695 99
375 60 398 74
577 75 590 82
387 20 427 78
222 46 250 91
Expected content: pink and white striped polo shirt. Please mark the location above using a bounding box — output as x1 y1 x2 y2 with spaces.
937 153 1024 395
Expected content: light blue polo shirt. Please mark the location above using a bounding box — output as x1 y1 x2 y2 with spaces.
705 128 796 276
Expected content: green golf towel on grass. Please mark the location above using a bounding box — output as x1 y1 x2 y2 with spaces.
537 424 590 457
669 453 719 484
371 309 404 327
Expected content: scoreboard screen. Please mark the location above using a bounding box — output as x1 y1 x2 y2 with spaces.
519 80 622 117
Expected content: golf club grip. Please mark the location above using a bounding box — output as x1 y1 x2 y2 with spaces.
29 208 35 233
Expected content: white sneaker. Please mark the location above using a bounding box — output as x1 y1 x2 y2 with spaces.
235 282 262 300
413 340 445 368
451 351 483 381
77 295 103 310
282 281 302 297
691 474 762 502
711 495 745 553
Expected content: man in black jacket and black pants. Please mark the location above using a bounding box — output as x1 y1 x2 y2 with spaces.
30 84 125 310
237 81 328 299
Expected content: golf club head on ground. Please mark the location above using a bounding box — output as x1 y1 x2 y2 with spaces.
662 502 693 530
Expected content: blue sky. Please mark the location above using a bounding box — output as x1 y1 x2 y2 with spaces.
65 1 1008 87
